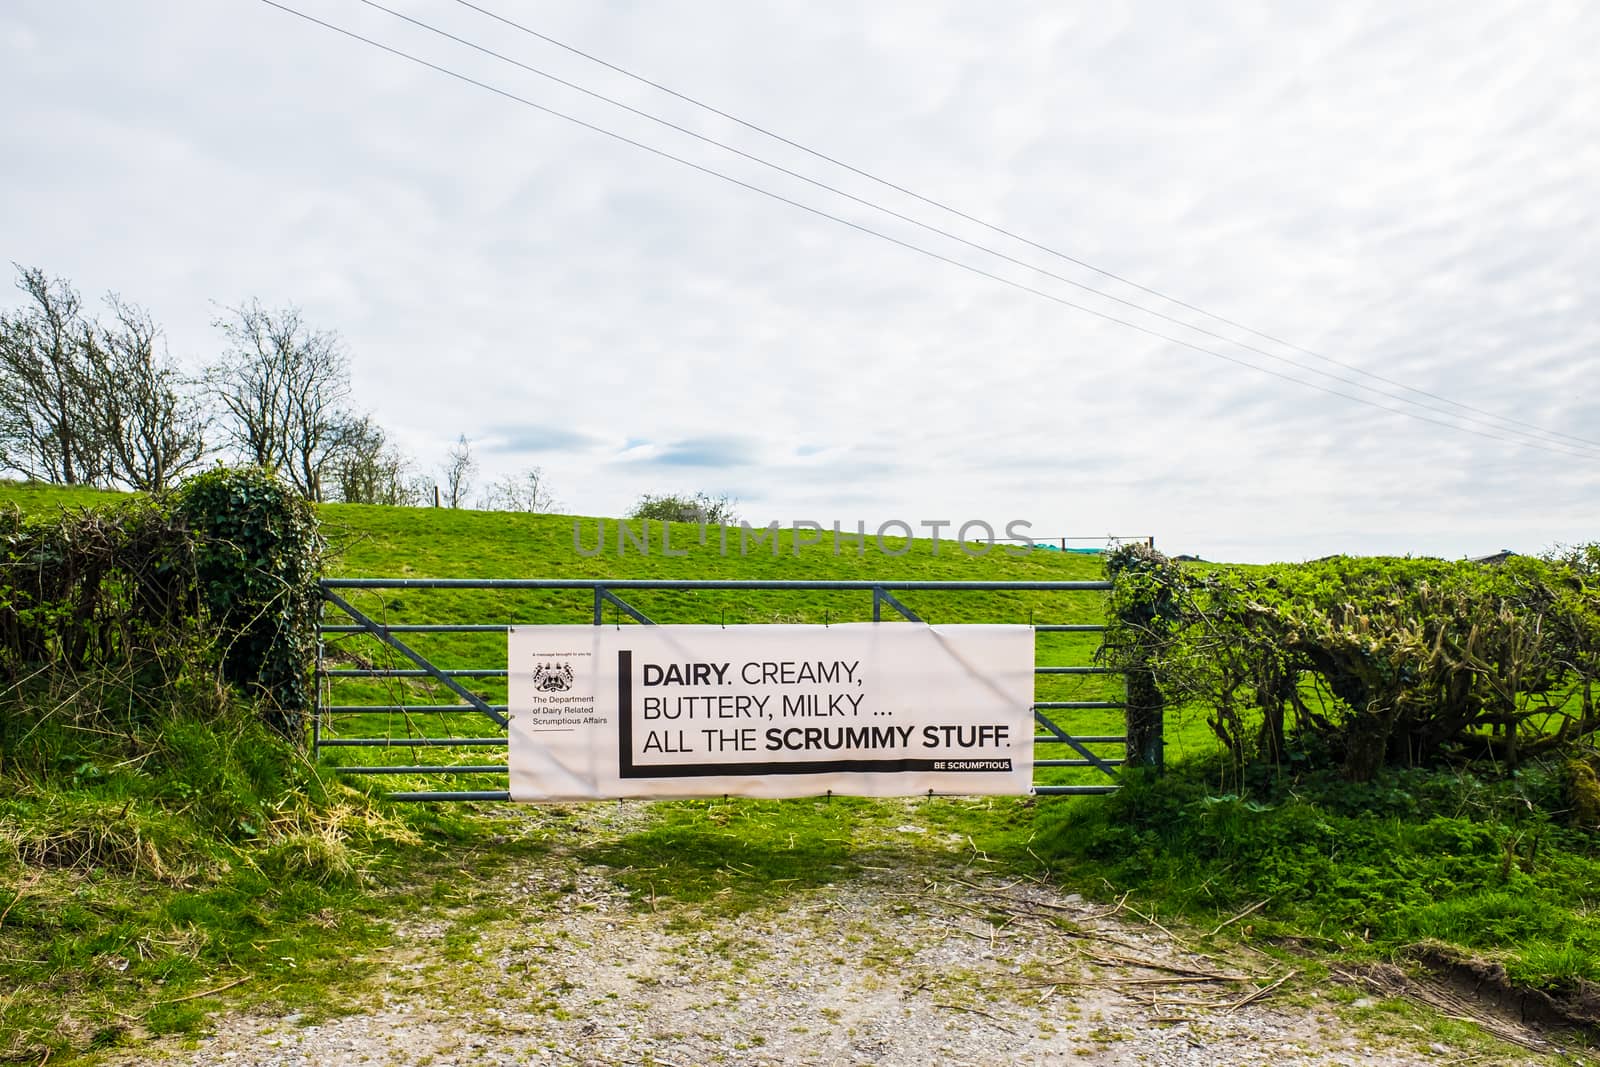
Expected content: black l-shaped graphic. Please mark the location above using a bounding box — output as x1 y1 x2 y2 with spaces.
615 649 1010 779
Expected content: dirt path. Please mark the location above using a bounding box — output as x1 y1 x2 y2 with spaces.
96 802 1570 1067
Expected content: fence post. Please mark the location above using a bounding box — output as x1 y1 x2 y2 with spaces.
1103 544 1171 774
1124 668 1164 771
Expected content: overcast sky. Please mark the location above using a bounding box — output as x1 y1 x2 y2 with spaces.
2 0 1595 562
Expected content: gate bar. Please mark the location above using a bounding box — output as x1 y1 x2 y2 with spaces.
323 578 1111 590
323 666 1115 678
596 587 654 625
336 765 507 775
381 786 1117 800
1035 700 1125 710
323 704 509 714
872 586 923 623
323 668 509 678
1034 785 1118 795
317 737 506 747
1038 759 1127 768
321 621 1109 633
340 761 1122 776
321 624 511 633
322 589 508 728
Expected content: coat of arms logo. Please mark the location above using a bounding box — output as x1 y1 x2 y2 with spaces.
532 661 576 693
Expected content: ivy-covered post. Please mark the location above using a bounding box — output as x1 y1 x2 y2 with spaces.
1103 544 1187 773
1125 665 1165 772
175 468 323 740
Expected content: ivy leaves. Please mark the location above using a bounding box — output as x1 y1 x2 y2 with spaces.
175 468 322 738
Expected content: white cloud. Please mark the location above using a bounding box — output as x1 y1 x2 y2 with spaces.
0 0 1595 561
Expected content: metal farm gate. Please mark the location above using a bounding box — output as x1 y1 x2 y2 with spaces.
314 579 1142 800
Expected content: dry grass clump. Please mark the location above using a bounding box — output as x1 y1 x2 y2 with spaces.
254 800 422 886
0 799 200 884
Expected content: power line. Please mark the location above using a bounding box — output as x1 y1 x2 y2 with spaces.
354 0 1596 452
447 0 1600 454
253 0 1600 461
257 0 1600 461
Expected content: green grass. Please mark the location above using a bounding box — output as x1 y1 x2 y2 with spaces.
576 797 866 916
0 479 133 511
1030 760 1600 1000
0 679 508 1063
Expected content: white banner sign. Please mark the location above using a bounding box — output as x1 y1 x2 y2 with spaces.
507 624 1034 800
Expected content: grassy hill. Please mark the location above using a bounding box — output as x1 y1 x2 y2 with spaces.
0 479 132 510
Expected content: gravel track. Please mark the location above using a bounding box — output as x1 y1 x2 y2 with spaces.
94 802 1563 1067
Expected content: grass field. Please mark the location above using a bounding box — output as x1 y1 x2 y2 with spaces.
0 479 133 510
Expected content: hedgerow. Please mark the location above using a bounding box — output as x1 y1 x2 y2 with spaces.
0 466 321 743
175 467 322 736
1102 544 1600 780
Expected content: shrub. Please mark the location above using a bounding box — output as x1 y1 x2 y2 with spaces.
0 496 196 682
628 491 739 526
1104 548 1600 778
0 467 322 745
174 467 323 738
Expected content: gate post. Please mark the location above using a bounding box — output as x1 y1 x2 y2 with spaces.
1123 667 1164 771
1103 542 1177 775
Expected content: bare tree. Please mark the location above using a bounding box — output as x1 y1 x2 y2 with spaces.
482 466 558 512
0 266 104 484
441 434 476 508
91 296 208 492
328 415 420 505
208 301 350 500
0 266 205 491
